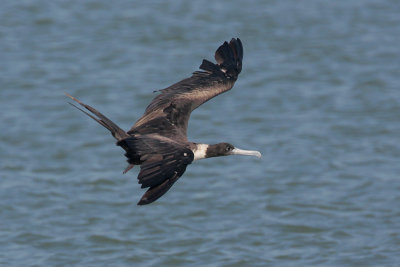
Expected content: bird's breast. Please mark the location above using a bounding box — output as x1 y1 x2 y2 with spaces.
193 143 209 161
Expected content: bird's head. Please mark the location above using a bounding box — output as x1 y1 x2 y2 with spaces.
207 142 262 159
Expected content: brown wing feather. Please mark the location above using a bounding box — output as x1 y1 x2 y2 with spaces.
129 38 243 137
119 135 194 205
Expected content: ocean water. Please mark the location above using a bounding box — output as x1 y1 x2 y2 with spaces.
1 0 400 266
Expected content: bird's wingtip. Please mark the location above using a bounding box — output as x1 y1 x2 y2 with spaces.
137 198 149 205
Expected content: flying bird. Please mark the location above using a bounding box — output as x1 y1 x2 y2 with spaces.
66 38 261 205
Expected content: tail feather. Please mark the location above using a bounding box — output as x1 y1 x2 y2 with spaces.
66 93 129 140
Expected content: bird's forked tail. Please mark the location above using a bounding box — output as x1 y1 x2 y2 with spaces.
66 93 129 141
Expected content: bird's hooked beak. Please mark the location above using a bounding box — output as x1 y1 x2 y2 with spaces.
230 147 262 158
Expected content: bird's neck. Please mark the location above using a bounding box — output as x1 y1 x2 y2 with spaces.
193 143 210 161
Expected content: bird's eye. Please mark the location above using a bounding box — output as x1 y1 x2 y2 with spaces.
226 146 232 152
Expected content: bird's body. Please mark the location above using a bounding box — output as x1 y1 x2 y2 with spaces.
67 38 261 205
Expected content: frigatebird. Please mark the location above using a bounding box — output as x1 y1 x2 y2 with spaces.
67 38 261 205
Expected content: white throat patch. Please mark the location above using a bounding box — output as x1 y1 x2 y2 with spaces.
193 144 209 161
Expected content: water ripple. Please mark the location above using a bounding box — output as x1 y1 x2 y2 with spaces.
1 0 400 266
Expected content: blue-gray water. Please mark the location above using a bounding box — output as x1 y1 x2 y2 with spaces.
1 1 400 266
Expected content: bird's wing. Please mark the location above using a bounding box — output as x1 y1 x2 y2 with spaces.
117 135 194 205
128 38 243 138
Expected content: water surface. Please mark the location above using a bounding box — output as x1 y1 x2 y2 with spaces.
1 0 400 266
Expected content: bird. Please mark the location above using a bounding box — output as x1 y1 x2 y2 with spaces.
66 38 261 205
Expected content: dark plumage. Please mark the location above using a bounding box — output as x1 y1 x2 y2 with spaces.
67 38 261 205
